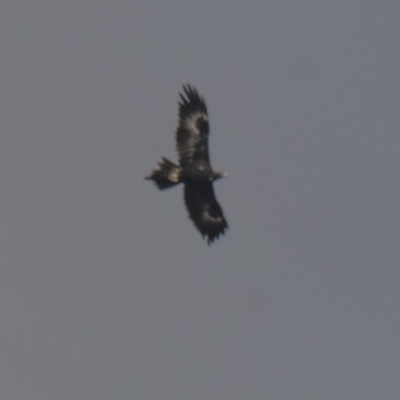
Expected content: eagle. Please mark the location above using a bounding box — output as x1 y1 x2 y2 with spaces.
145 84 228 245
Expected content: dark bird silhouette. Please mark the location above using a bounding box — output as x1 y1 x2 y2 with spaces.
146 84 228 245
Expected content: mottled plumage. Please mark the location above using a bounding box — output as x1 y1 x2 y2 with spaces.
146 85 228 245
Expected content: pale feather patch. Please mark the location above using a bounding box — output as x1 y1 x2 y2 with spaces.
184 112 207 136
168 170 180 182
182 111 208 159
202 209 223 224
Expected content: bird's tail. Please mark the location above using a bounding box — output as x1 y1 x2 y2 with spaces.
145 157 181 190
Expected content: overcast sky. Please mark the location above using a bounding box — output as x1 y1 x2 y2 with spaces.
1 1 399 399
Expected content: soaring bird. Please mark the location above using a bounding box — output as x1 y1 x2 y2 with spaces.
146 85 228 245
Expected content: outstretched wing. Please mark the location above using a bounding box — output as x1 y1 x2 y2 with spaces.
184 181 228 245
176 85 211 169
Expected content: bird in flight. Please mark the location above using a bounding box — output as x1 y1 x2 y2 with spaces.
146 84 228 245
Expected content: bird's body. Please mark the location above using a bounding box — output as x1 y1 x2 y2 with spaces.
146 85 228 245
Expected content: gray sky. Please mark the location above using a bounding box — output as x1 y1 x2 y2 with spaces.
1 1 399 399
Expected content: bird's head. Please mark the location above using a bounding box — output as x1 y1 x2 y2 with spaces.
212 171 228 181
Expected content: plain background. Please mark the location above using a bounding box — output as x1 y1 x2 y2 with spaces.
1 1 399 399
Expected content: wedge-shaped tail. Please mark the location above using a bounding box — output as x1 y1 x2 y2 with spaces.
145 157 182 190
